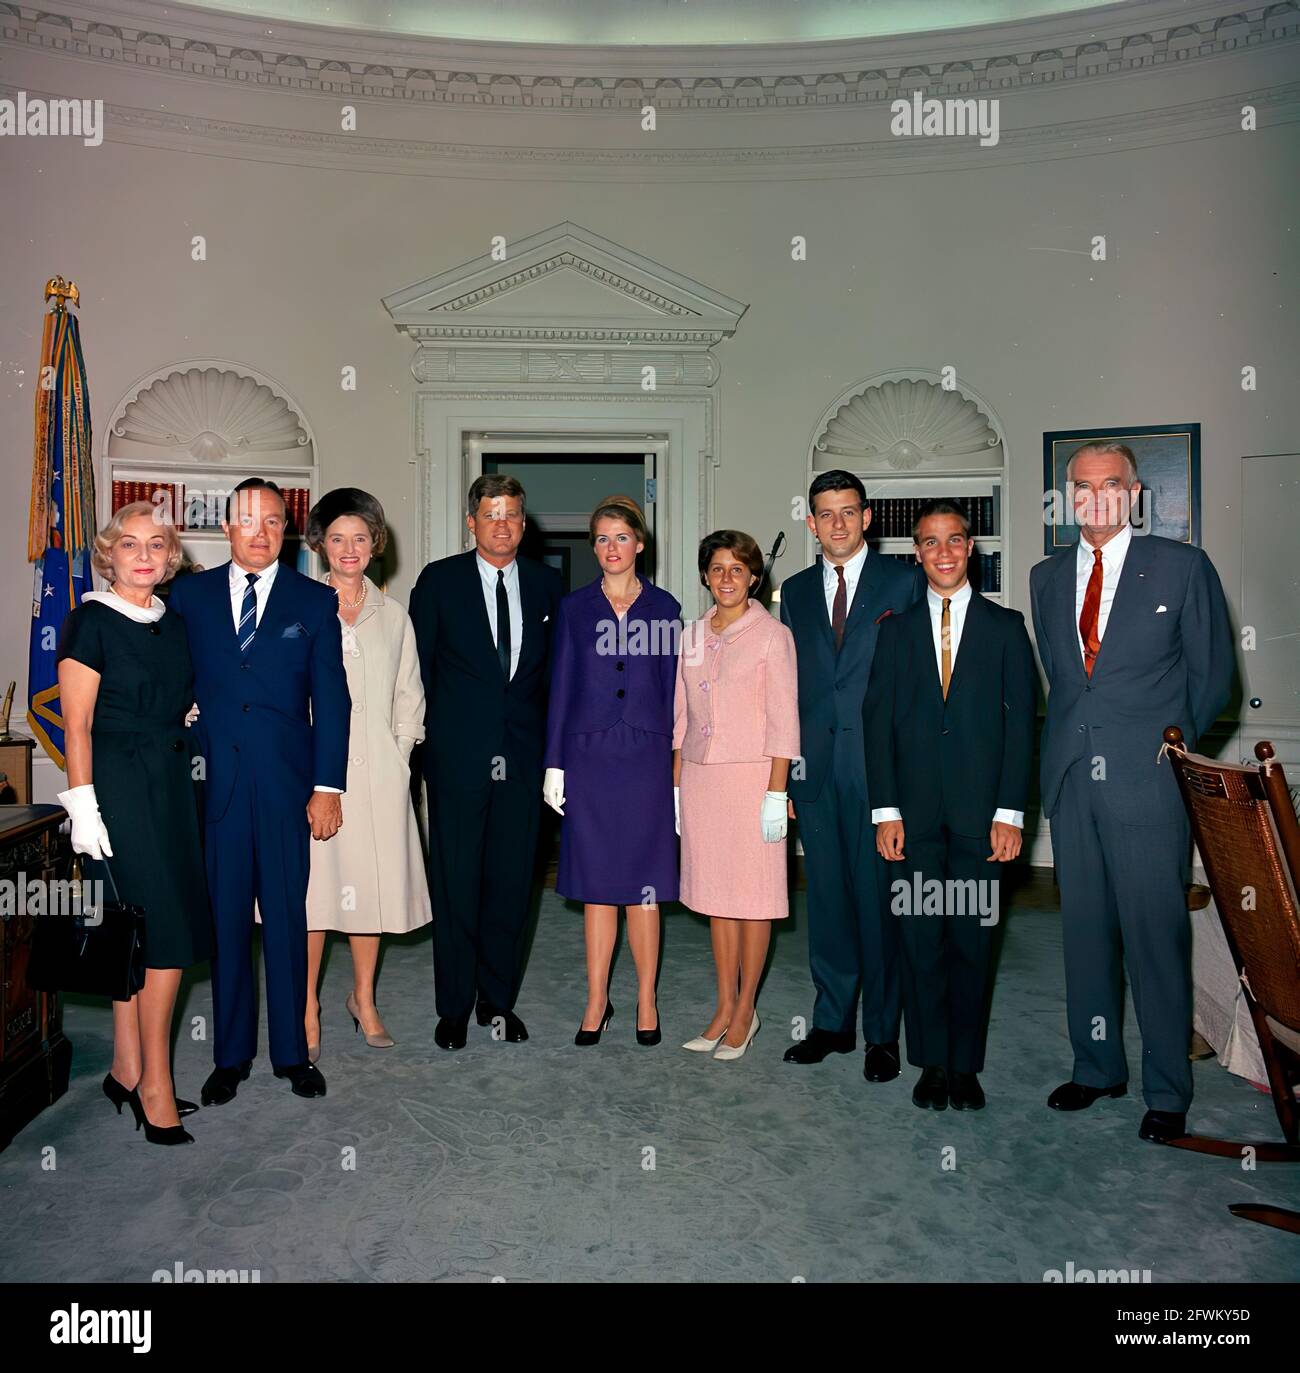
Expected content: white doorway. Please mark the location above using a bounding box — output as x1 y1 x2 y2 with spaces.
465 432 664 593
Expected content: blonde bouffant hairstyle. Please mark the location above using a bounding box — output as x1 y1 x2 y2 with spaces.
588 495 649 546
92 500 184 583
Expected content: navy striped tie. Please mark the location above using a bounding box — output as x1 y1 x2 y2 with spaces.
238 571 259 656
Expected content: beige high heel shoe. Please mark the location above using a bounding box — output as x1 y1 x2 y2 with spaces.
713 1012 760 1061
682 1025 728 1052
347 992 395 1049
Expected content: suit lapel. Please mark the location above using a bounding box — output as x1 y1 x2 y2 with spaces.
247 564 293 657
463 552 503 675
943 590 984 703
516 557 537 682
808 562 836 656
1049 547 1087 685
212 562 243 658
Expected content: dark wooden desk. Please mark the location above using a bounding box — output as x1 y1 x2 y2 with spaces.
0 805 73 1151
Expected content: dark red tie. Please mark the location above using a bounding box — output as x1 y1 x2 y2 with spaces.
831 565 847 651
1079 546 1103 677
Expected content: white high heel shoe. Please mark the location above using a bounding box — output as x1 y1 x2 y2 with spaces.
713 1012 760 1061
682 1026 728 1052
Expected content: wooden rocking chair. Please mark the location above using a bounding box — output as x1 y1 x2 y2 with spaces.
1161 728 1300 1235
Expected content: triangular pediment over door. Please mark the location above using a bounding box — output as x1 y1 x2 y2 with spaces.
382 220 746 352
382 221 747 610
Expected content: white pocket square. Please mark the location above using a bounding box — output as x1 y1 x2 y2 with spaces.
1155 605 1167 613
543 614 550 623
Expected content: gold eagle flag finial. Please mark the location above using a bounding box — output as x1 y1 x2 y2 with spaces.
44 276 80 310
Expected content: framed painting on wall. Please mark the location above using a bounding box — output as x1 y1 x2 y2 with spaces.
1042 423 1201 553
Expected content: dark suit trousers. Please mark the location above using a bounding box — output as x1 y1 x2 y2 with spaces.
797 758 900 1042
892 828 999 1074
204 771 311 1070
1052 759 1193 1112
428 775 540 1019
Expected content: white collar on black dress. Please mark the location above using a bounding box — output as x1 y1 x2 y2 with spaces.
82 589 166 623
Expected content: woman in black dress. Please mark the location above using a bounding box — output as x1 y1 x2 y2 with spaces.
57 501 212 1145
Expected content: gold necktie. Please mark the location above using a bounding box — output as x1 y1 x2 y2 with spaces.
941 597 952 700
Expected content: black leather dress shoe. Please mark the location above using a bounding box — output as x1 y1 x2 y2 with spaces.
176 1097 199 1117
783 1028 855 1064
434 1015 469 1051
1047 1080 1127 1111
949 1071 985 1111
863 1041 901 1083
272 1061 326 1098
201 1062 252 1107
912 1066 949 1110
1138 1109 1188 1144
476 1003 529 1042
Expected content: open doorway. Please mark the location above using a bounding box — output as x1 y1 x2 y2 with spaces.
468 434 665 595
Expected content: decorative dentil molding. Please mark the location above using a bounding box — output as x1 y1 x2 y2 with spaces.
384 221 747 387
2 1 1298 112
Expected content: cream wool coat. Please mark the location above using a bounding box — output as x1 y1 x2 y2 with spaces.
306 581 432 933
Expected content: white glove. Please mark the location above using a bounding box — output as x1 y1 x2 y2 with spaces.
543 767 566 816
57 784 113 860
674 785 681 836
760 790 788 844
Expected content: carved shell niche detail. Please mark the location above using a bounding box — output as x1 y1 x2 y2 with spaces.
815 379 1000 470
112 367 310 461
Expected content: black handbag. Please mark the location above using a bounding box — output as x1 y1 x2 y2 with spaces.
28 854 146 1002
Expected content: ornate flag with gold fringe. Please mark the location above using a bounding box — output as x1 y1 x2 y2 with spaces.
27 278 96 767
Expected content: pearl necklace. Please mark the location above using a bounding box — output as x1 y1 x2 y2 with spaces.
601 576 641 617
329 574 367 609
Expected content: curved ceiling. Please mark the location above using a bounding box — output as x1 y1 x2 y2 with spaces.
180 0 1127 46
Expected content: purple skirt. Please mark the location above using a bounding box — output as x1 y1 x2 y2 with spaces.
556 719 679 907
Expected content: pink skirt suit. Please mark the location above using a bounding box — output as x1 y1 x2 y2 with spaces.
673 600 800 921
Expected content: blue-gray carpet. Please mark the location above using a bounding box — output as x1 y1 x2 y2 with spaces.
2 894 1297 1283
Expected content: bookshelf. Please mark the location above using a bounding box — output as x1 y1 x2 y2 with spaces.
806 375 1010 605
858 472 1005 603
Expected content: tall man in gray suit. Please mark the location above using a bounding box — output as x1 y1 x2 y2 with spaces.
780 471 923 1081
1030 441 1234 1143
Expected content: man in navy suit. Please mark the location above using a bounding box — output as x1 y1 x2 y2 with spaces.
779 471 922 1081
1030 442 1234 1143
168 478 351 1103
408 474 563 1051
865 500 1037 1111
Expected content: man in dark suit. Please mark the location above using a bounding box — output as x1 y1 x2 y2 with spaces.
1030 441 1234 1143
168 478 351 1104
864 500 1037 1110
779 471 922 1081
408 474 563 1051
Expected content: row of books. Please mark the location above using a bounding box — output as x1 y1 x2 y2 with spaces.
886 549 1002 594
110 480 312 533
870 494 999 538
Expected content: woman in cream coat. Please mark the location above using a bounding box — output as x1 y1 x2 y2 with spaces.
304 488 431 1057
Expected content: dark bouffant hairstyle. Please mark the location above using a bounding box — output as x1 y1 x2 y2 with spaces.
698 529 763 589
306 487 389 555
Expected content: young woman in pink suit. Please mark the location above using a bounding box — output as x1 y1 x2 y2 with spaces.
673 531 800 1061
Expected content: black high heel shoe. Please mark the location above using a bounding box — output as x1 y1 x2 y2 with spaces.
635 1003 661 1047
574 1001 614 1046
126 1087 195 1145
104 1072 197 1118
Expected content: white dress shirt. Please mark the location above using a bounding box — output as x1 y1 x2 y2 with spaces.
821 541 869 623
1074 521 1133 659
476 552 523 681
228 557 279 631
871 578 1023 829
228 558 340 794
